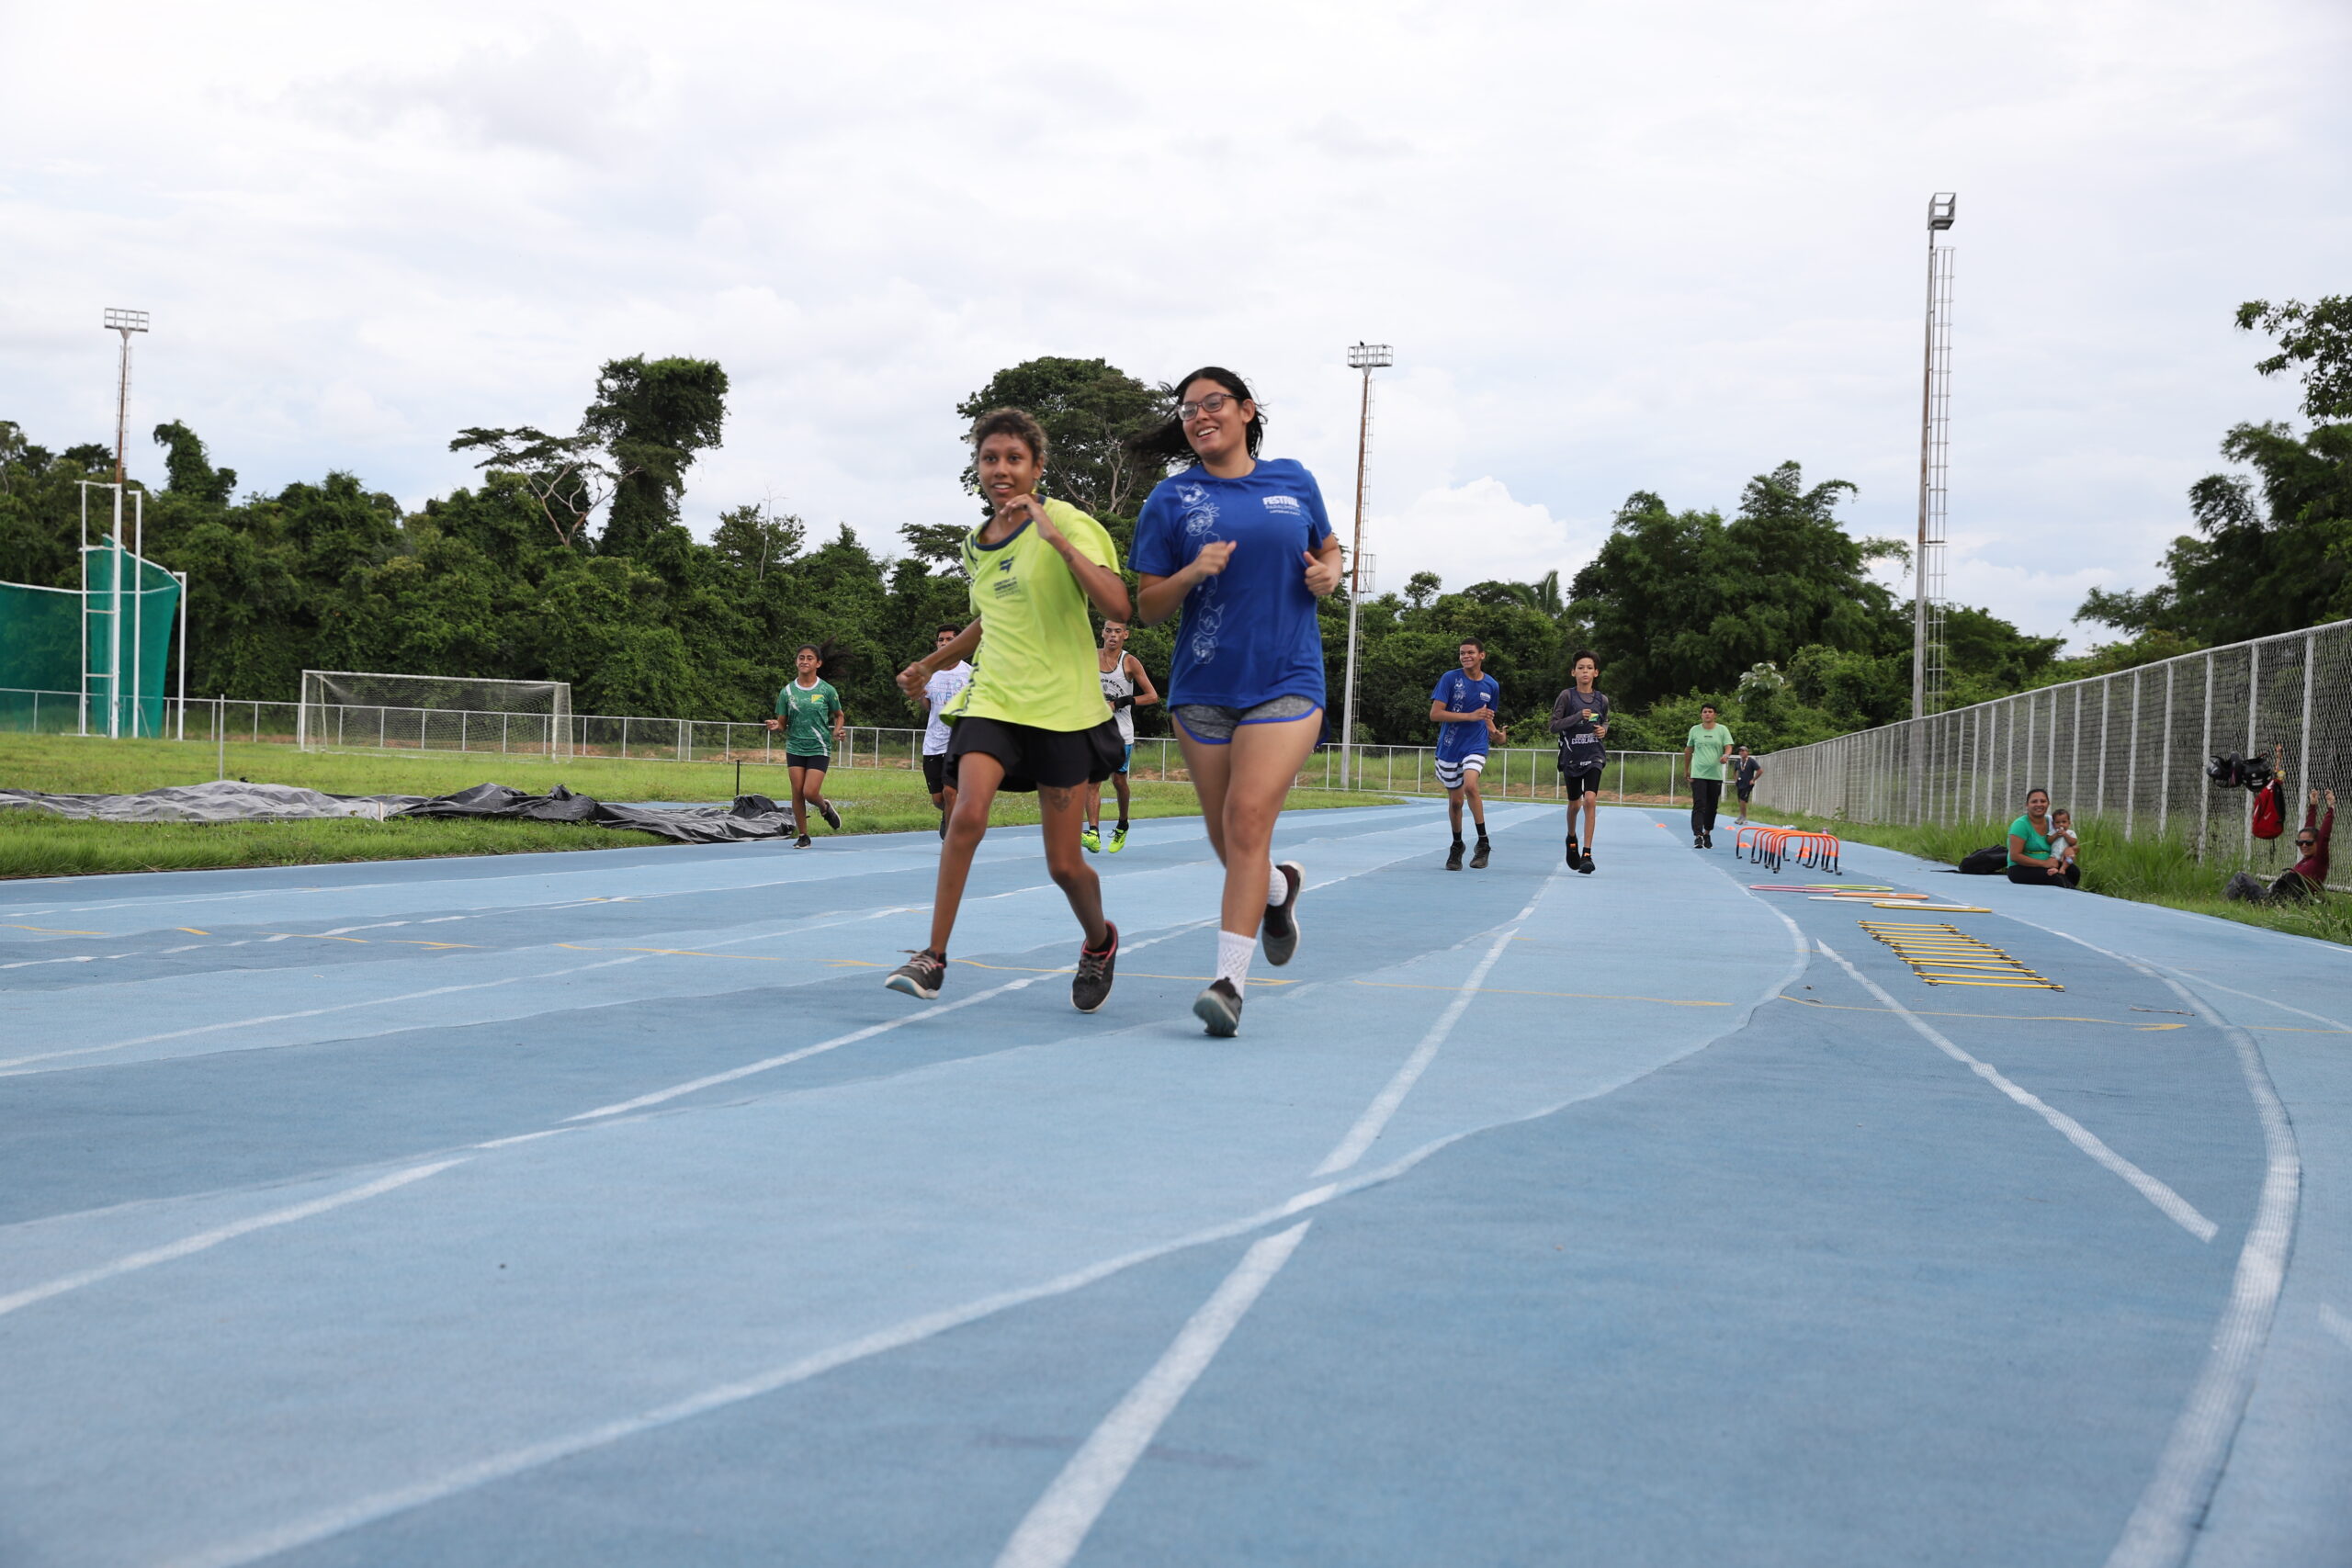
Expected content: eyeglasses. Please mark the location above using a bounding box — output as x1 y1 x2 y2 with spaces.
1178 392 1242 423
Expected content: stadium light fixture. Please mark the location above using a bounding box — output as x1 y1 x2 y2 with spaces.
1927 192 1957 231
104 308 151 489
1339 343 1394 787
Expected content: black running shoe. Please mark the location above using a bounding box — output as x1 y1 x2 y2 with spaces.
1445 840 1464 871
1073 922 1118 1013
1578 852 1596 874
1693 834 1704 850
1566 836 1579 866
1470 837 1491 870
1702 829 1713 848
885 949 945 999
818 799 842 831
1261 863 1304 966
797 833 812 848
1193 977 1243 1037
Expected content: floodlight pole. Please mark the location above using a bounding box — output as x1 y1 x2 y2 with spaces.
1912 197 1954 723
1339 342 1393 788
104 309 150 490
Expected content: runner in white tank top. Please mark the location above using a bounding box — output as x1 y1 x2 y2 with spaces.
1083 621 1159 853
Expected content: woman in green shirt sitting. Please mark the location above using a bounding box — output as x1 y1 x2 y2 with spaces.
2006 788 2079 887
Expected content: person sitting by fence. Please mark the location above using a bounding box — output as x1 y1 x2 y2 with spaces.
2227 787 2335 904
2006 788 2080 887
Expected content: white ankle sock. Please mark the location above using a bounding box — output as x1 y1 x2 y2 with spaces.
1264 856 1287 906
1216 930 1253 988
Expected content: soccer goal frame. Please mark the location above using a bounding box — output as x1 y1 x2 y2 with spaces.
298 671 575 756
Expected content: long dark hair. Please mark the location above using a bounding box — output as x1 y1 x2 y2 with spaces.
1130 366 1265 464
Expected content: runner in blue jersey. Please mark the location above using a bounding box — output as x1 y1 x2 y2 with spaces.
1132 366 1344 1037
1548 649 1610 874
1430 638 1503 870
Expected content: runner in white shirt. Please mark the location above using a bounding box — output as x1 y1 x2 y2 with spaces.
1082 620 1159 854
914 624 973 840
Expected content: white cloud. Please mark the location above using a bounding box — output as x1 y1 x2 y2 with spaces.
1 0 2345 659
1364 479 1604 600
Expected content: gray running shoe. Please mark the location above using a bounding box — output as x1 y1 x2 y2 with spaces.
1073 922 1118 1013
1578 852 1596 874
1261 862 1304 966
818 799 842 831
1445 840 1464 871
1470 837 1491 870
885 949 945 1000
1193 977 1244 1037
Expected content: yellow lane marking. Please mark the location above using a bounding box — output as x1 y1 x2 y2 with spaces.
4 924 107 935
176 927 209 935
1776 994 2185 1031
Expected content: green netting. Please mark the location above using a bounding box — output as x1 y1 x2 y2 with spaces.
0 544 182 736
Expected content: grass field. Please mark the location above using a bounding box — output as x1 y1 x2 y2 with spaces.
0 735 1386 880
1765 805 2352 948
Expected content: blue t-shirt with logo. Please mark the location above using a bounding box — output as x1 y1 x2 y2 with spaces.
1132 458 1335 710
1431 670 1498 762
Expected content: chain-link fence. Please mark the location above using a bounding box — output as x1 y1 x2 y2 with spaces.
1756 617 2352 874
4 689 1692 805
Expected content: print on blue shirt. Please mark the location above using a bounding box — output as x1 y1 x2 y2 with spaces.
1432 670 1499 762
1132 458 1335 710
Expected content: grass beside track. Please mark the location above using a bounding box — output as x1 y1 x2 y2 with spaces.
1761 807 2352 950
0 734 1385 880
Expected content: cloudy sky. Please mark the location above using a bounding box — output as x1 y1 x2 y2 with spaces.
6 0 2346 648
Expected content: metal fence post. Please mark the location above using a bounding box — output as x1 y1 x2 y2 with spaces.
2160 661 2175 838
2246 641 2261 863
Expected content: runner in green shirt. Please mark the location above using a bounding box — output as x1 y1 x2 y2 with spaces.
1682 705 1734 849
887 407 1132 1014
766 644 845 847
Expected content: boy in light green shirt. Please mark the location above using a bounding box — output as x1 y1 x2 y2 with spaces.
1683 704 1734 849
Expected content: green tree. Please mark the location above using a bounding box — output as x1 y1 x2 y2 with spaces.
152 421 237 506
582 355 730 557
2078 298 2352 644
955 357 1164 519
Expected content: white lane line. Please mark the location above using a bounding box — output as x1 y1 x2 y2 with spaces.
565 808 1544 1124
0 955 656 1073
1815 940 2215 1243
563 917 1223 1121
1311 870 1562 1178
0 1161 461 1320
1989 926 2301 1568
154 904 1799 1568
993 1222 1311 1568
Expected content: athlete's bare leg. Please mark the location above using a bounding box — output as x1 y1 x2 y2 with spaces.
1175 712 1319 938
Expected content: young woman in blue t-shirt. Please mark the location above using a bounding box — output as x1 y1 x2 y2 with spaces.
1131 367 1345 1036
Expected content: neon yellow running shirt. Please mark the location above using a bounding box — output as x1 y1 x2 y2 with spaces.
949 500 1119 734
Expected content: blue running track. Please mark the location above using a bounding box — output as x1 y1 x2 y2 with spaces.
2 802 2346 1566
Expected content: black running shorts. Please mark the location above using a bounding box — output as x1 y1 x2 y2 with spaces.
786 750 831 773
1562 766 1604 800
947 716 1124 794
922 752 950 794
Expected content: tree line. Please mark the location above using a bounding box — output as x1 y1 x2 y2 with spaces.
4 301 2335 754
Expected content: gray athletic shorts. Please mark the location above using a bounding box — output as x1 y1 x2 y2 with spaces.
1171 694 1320 744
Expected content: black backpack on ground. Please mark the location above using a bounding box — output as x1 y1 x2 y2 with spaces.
1957 845 2008 875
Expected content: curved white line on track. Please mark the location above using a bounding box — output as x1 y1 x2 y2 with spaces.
145 826 1807 1568
0 1161 461 1320
1814 942 2215 1242
570 807 1553 1123
1312 873 1562 1177
993 1222 1311 1568
1990 923 2301 1568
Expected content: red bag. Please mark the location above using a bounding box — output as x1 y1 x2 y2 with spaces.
2251 779 2285 840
